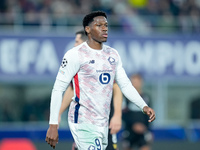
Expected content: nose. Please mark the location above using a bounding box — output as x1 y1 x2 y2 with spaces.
102 25 108 31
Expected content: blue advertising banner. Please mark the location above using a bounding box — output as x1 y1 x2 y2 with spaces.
0 34 200 83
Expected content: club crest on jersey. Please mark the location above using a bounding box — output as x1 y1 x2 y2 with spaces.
61 58 67 68
108 57 115 65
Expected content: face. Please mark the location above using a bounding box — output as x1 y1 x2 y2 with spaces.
86 16 108 43
74 34 84 46
131 75 143 92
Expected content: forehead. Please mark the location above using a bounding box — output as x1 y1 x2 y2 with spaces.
76 34 81 39
92 16 107 24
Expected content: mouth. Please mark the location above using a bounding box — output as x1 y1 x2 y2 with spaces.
102 34 108 38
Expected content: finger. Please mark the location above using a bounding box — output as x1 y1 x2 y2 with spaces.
57 137 59 143
151 111 156 119
109 122 113 129
149 112 154 119
45 137 48 143
148 114 156 122
51 142 56 148
110 126 116 134
52 139 58 146
52 136 59 147
148 110 153 116
111 126 119 134
110 127 114 134
46 137 51 145
49 139 53 147
147 111 151 116
50 138 57 148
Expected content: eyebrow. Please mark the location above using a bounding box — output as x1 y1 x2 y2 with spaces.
94 21 108 24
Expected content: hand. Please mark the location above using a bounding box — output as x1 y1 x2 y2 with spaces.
143 106 156 122
45 125 59 149
109 114 122 134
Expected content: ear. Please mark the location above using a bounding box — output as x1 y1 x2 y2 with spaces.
85 26 90 35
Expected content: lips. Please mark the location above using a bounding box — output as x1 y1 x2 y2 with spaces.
102 34 108 38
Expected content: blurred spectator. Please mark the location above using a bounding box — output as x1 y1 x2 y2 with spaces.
128 0 148 9
21 97 50 122
178 0 200 33
190 95 200 119
2 100 14 122
0 0 200 34
189 6 200 32
157 11 177 33
0 0 7 12
122 74 153 150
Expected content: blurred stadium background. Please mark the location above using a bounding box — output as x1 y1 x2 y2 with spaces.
0 0 200 150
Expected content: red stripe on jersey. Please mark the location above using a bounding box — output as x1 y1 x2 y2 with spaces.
74 73 80 99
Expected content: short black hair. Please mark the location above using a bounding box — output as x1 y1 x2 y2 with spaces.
82 11 107 35
75 30 87 41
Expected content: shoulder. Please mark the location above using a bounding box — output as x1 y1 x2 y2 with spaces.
103 44 120 57
64 42 87 57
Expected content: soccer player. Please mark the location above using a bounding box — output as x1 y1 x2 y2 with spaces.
74 30 88 47
58 30 123 150
45 11 156 150
122 74 153 150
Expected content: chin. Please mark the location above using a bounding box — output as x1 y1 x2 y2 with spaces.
102 39 107 42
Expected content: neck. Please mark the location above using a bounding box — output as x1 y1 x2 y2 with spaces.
87 40 103 50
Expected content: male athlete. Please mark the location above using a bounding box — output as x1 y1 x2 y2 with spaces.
46 11 156 150
58 30 123 150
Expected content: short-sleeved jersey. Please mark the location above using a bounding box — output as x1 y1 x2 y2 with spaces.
50 42 147 127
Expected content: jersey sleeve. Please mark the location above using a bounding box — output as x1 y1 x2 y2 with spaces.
49 49 80 124
57 49 80 83
115 52 148 111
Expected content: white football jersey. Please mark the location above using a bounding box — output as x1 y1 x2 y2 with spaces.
49 42 147 127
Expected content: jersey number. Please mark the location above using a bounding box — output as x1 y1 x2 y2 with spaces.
95 138 101 150
99 73 110 84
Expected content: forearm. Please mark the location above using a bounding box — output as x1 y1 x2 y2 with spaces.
113 83 123 117
49 79 69 124
121 82 147 111
115 60 147 111
59 86 74 116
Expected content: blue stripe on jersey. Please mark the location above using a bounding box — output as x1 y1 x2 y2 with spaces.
74 96 80 123
75 96 79 102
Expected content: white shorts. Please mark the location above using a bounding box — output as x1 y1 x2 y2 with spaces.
69 122 108 150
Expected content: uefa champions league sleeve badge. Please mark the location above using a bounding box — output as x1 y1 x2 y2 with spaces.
61 58 68 68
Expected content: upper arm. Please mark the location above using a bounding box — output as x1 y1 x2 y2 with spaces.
114 53 130 89
57 49 80 83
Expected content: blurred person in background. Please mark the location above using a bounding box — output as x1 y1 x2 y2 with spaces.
58 30 123 150
45 11 155 150
122 73 153 150
190 95 200 119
